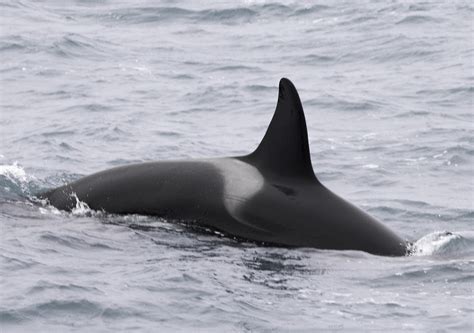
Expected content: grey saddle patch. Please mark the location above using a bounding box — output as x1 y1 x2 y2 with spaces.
211 158 264 215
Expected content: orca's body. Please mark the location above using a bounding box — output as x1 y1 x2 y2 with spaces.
42 78 407 256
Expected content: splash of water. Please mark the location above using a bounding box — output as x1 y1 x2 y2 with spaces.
0 162 31 184
0 162 37 199
408 231 471 256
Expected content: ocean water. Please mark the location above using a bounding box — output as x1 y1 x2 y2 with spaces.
1 0 473 331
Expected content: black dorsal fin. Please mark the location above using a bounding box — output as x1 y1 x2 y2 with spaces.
246 78 316 180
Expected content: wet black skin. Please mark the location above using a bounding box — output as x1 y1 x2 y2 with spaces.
229 169 407 255
41 78 408 256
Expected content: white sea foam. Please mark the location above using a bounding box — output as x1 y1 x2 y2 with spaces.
0 162 30 184
408 231 467 256
0 162 37 197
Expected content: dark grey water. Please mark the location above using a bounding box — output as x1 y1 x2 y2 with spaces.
1 0 473 331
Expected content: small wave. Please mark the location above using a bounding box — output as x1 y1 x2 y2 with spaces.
0 163 37 200
39 232 118 251
340 15 377 27
199 8 257 23
61 103 113 113
0 1 18 9
91 3 332 26
50 33 114 59
256 3 291 15
391 199 431 208
390 110 430 118
28 299 103 317
371 48 439 63
41 130 76 138
27 280 101 295
396 15 441 25
206 64 262 73
292 4 329 16
416 86 474 97
301 54 335 65
244 84 274 92
101 6 257 25
1 254 39 271
0 163 29 184
99 7 194 24
407 4 430 12
0 39 28 52
0 310 26 324
1 299 103 324
172 73 195 80
408 231 473 256
306 96 379 112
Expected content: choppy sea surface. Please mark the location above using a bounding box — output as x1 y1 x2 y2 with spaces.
1 0 473 331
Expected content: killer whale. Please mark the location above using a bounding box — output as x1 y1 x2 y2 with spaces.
41 78 407 256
